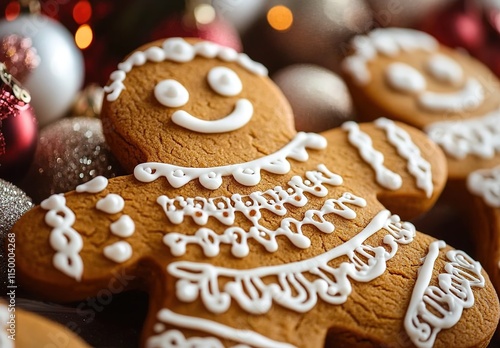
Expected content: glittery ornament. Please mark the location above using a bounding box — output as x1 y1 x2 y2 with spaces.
272 65 354 133
19 117 123 204
0 83 38 183
0 34 40 82
0 179 33 291
0 14 84 126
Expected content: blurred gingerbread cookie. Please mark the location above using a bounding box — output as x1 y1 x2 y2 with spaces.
342 28 500 182
12 38 499 347
0 301 89 347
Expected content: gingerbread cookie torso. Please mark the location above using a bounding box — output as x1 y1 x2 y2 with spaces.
342 28 500 182
12 38 499 347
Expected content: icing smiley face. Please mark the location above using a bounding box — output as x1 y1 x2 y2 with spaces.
342 28 500 180
102 38 295 172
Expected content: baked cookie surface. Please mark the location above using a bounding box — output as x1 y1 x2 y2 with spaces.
342 28 500 182
12 38 499 347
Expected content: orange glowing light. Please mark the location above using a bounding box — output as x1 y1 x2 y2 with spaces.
75 24 93 49
73 0 92 24
5 2 20 21
267 5 293 31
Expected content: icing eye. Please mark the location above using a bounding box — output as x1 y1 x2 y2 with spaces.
207 66 242 97
426 54 463 85
385 62 426 94
154 79 189 107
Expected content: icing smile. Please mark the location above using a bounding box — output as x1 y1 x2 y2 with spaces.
171 98 253 133
418 78 484 112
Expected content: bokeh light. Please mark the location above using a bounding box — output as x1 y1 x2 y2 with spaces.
5 2 20 22
75 24 93 49
267 5 293 31
194 4 216 25
73 0 92 25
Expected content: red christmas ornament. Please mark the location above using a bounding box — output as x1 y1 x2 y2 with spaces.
0 65 37 183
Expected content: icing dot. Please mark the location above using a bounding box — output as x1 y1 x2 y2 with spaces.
154 79 189 107
385 62 426 94
426 54 463 85
207 66 242 97
103 241 132 263
177 279 199 302
76 176 108 193
153 323 165 333
96 194 125 214
243 168 255 174
110 215 135 238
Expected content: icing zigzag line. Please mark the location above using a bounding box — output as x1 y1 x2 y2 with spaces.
404 240 485 348
425 107 500 159
134 132 328 190
167 210 415 315
467 165 500 207
147 309 295 348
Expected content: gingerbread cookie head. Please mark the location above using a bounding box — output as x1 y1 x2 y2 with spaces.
101 38 296 173
342 28 500 181
11 37 499 348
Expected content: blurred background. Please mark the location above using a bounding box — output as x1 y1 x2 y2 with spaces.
1 0 499 346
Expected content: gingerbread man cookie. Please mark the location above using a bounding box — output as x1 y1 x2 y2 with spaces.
342 28 500 183
12 38 499 347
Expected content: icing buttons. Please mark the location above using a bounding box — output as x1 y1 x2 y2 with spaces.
103 241 133 263
110 214 135 238
76 176 109 193
96 193 125 214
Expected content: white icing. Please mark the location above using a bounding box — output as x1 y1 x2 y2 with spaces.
342 28 438 85
110 215 136 238
426 54 463 85
147 309 295 348
171 99 253 134
168 210 415 314
385 62 427 94
418 78 484 113
342 121 402 190
134 132 327 189
75 176 108 193
104 38 267 102
404 240 485 348
207 66 242 97
0 304 13 348
425 107 500 159
467 166 500 207
375 118 433 198
154 79 189 107
103 241 133 263
161 169 364 257
41 194 84 281
96 194 125 214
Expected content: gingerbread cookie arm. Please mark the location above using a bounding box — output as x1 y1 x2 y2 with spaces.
320 119 447 220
